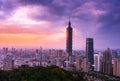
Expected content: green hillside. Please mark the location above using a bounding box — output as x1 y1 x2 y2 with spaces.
0 66 85 81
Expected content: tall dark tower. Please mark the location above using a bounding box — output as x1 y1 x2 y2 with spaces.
66 20 73 61
86 38 94 70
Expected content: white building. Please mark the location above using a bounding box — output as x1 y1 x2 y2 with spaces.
94 53 100 72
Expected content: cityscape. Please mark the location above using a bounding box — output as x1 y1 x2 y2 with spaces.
0 0 120 81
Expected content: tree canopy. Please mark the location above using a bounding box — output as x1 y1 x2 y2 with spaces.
0 66 85 81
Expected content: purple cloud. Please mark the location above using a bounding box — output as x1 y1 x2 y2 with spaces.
0 0 120 49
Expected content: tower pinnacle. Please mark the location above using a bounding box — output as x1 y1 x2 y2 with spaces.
68 20 71 27
68 16 71 27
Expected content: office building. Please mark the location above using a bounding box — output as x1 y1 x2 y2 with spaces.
94 54 100 71
86 38 94 70
100 48 112 74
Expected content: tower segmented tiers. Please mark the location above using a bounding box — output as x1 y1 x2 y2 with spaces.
66 20 73 64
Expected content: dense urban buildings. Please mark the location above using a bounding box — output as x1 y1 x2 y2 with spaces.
66 20 73 64
0 22 119 81
86 38 94 70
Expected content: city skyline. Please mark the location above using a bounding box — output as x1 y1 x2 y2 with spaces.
0 0 120 49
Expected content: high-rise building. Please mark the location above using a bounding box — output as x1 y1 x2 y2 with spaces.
100 48 113 74
94 53 100 71
81 58 89 72
66 20 73 62
86 38 94 70
76 57 82 71
3 47 8 54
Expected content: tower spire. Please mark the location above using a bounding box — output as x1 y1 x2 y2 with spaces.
68 16 71 27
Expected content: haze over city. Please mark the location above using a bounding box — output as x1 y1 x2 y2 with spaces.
0 0 120 49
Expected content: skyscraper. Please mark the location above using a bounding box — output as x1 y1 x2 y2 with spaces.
86 38 94 70
66 20 73 62
100 48 112 74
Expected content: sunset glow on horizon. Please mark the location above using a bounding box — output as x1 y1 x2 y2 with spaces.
0 0 120 49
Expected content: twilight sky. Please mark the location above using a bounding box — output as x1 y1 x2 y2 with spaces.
0 0 120 50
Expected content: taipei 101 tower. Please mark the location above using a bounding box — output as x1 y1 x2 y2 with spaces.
66 19 73 64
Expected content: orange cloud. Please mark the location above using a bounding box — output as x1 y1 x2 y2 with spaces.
0 33 65 48
0 23 66 48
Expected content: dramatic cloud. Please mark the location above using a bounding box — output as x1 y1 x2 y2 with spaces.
0 0 120 49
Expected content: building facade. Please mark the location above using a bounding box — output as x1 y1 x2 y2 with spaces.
86 38 94 70
100 48 113 74
81 58 89 72
94 54 100 71
113 59 120 76
66 20 73 63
